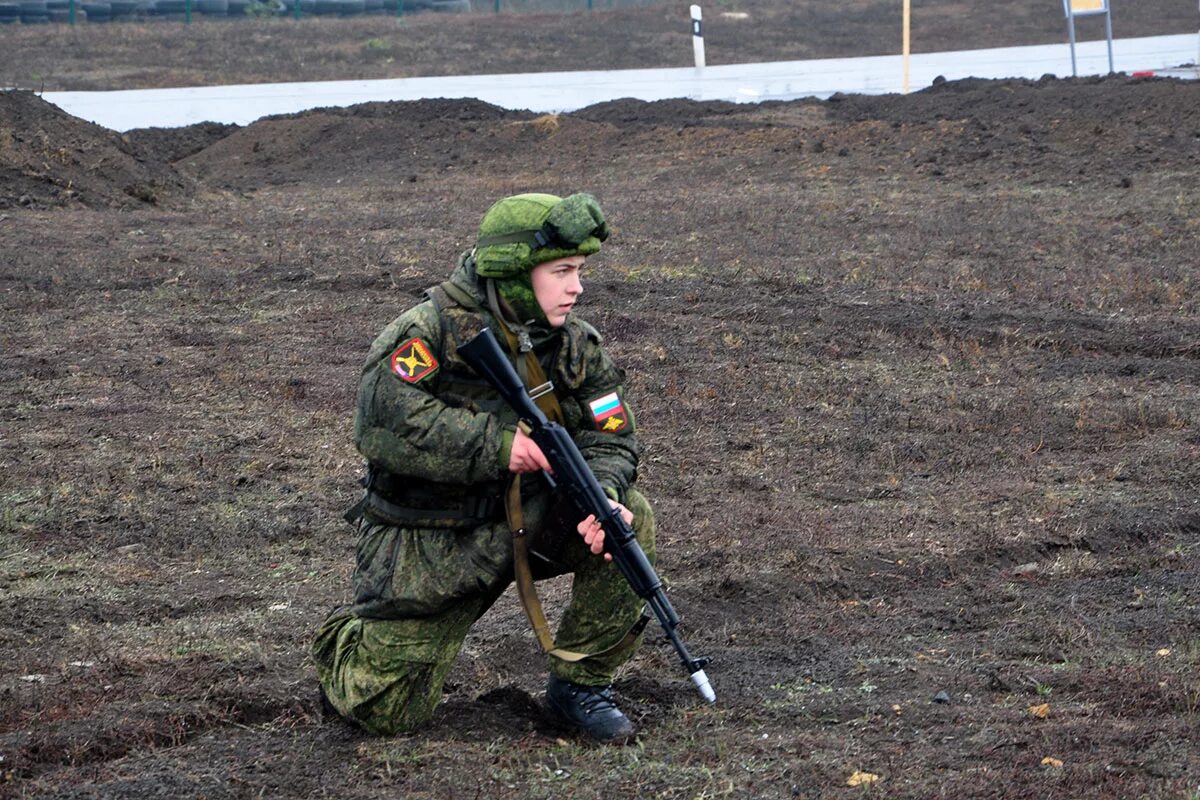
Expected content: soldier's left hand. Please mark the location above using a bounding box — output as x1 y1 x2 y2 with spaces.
576 499 633 561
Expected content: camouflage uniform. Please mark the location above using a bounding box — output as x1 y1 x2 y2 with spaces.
312 194 654 736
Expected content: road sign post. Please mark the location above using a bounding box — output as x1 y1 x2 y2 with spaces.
1063 0 1114 77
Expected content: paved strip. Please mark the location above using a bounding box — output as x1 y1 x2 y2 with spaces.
35 33 1199 131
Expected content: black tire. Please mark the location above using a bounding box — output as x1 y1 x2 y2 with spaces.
195 0 226 12
336 0 362 14
80 0 109 18
430 0 468 11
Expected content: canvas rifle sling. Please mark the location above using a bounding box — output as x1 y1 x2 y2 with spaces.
494 312 642 662
438 279 641 661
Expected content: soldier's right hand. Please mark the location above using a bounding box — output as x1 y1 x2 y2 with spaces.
509 428 553 474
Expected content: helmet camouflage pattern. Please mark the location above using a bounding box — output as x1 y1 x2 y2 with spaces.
474 192 609 279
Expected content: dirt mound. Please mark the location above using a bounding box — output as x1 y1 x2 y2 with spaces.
174 75 1200 195
125 121 240 166
823 75 1200 178
573 97 749 128
0 91 191 210
179 97 532 190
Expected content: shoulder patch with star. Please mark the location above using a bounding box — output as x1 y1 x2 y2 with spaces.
389 337 439 383
588 391 629 433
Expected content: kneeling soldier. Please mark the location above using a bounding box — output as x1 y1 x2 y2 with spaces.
312 192 655 743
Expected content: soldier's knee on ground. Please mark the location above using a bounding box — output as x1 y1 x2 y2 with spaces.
312 611 468 736
346 662 443 736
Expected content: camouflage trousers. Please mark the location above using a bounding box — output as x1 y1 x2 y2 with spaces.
311 487 655 736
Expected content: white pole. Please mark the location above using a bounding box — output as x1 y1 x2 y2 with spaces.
691 4 705 70
902 0 910 94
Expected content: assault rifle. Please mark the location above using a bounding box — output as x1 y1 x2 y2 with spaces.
458 328 716 704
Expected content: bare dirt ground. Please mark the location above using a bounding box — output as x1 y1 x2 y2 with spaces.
0 0 1195 91
2 3 1199 798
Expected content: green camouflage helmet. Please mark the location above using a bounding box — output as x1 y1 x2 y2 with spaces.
474 192 609 280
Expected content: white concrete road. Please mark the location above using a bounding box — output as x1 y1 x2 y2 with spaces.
36 32 1200 131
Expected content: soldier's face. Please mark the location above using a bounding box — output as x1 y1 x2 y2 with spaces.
531 255 585 327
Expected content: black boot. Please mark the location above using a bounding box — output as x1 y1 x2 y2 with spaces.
545 675 635 744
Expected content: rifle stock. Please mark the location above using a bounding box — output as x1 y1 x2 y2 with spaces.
457 328 715 704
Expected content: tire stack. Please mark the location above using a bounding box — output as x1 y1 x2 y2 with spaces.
108 0 138 19
362 0 382 13
196 0 227 14
0 0 21 21
45 0 70 21
19 0 50 22
336 0 363 15
80 0 110 20
431 0 468 11
160 0 189 17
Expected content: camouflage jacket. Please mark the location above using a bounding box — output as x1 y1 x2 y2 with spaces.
353 261 640 508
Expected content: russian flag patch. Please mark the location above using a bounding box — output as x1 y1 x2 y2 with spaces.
588 391 628 433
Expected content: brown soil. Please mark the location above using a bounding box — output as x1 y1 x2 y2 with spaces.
0 91 193 209
2 6 1199 799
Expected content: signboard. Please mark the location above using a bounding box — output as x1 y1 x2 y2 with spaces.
1062 0 1114 75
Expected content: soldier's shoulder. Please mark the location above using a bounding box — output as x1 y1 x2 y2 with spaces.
567 315 604 345
364 299 444 370
376 299 443 344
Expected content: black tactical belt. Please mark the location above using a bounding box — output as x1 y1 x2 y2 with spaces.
362 489 502 528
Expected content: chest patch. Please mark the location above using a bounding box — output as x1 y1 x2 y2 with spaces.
389 337 439 383
588 391 628 433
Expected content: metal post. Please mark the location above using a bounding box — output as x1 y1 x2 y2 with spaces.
1103 6 1114 73
691 5 704 70
185 0 191 22
293 0 300 18
1066 13 1078 76
68 0 75 23
494 0 498 12
396 0 402 14
902 0 910 94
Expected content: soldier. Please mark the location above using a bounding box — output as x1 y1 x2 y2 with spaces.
312 192 655 744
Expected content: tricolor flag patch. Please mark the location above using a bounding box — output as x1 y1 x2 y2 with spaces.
389 337 439 383
588 391 628 433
